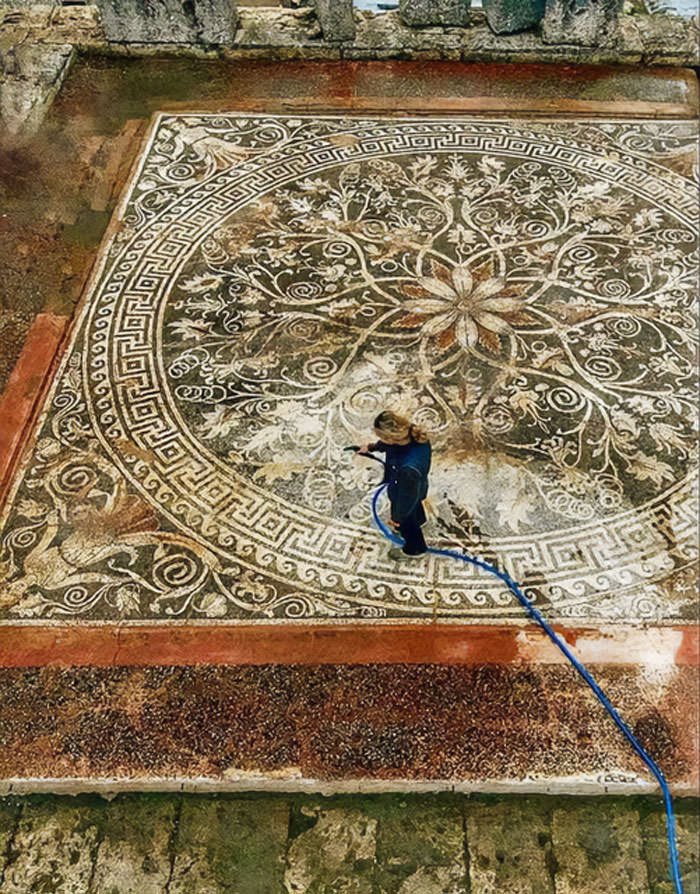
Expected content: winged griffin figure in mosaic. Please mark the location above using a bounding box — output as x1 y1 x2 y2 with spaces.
1 116 697 621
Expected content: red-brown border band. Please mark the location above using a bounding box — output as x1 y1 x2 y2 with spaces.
0 623 696 668
0 313 71 508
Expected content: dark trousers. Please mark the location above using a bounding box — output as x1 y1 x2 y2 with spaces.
395 501 427 555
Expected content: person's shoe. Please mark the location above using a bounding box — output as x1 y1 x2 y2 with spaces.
388 547 427 561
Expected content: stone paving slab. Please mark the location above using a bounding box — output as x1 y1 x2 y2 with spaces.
91 794 176 894
641 802 700 894
285 806 379 893
170 797 289 892
0 792 697 893
372 799 466 891
0 798 101 893
466 796 555 892
552 800 650 893
0 798 21 881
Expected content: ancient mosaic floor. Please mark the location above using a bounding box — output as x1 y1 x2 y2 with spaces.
0 114 697 625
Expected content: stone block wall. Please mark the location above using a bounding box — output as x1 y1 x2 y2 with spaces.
0 1 697 69
26 0 689 59
96 0 239 44
542 0 624 46
398 0 471 28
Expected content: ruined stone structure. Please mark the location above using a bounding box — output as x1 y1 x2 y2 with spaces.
1 0 696 145
97 0 240 44
483 0 547 34
0 0 698 886
66 0 698 65
398 0 472 28
543 0 624 46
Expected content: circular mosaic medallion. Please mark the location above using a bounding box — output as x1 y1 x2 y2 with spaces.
3 115 696 622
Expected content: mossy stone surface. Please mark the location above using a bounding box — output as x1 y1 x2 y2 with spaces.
285 806 377 894
467 795 556 893
640 799 700 894
0 793 697 891
0 798 22 879
552 799 650 894
91 794 177 894
0 797 102 894
375 799 466 892
169 795 289 893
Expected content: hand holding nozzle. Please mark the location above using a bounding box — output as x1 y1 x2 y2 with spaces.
345 445 384 465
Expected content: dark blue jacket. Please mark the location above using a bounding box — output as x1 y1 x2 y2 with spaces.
370 439 431 522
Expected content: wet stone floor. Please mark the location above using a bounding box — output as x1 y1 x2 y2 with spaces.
0 112 697 625
0 792 697 894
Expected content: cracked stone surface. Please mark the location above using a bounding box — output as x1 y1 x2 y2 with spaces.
551 800 651 893
1 799 100 894
169 797 289 892
466 796 555 892
0 793 697 893
90 794 176 894
0 113 697 625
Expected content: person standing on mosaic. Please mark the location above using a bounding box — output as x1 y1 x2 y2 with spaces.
359 411 431 559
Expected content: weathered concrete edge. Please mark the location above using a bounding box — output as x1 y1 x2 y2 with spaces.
0 774 697 797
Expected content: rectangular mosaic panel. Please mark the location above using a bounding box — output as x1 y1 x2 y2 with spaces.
0 114 697 625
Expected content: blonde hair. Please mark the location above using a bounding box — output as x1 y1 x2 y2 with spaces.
374 410 429 444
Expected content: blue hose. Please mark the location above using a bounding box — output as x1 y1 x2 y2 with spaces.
370 482 684 893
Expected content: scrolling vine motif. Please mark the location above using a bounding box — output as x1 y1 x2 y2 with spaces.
164 140 697 531
1 116 697 622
